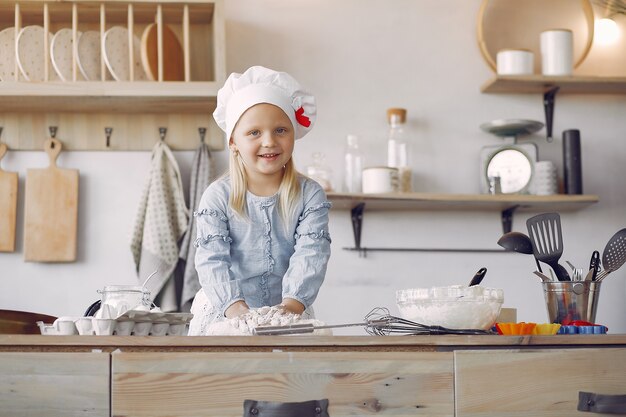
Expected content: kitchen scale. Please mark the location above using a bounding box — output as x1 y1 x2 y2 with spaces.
479 119 542 194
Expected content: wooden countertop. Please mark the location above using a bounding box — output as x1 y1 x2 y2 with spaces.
1 334 625 352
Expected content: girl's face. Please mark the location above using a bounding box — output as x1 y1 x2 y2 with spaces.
230 103 295 185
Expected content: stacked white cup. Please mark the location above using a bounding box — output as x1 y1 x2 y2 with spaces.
529 161 558 195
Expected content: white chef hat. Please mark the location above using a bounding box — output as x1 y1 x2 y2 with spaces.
213 66 316 141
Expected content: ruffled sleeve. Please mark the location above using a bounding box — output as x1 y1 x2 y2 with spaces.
282 180 332 309
194 182 244 316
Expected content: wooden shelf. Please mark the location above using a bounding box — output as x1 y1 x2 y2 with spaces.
481 75 626 94
327 192 599 212
0 81 219 113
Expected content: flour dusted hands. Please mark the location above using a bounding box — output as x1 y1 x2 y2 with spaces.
206 305 318 335
276 298 305 315
224 300 250 319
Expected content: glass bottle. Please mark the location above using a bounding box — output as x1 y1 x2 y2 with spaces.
386 108 412 192
343 134 363 193
306 152 334 192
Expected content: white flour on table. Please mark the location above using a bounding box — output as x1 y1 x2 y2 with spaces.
206 305 331 336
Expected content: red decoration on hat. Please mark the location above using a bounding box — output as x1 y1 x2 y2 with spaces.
295 106 311 128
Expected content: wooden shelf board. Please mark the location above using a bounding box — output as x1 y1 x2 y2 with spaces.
481 75 626 94
327 192 599 212
0 82 219 113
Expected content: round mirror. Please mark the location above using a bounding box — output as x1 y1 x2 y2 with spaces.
486 148 533 194
477 0 594 73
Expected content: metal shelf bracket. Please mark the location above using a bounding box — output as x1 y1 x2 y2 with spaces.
501 205 519 235
544 86 560 142
346 202 512 255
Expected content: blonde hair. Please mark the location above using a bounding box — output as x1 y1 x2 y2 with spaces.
228 151 301 225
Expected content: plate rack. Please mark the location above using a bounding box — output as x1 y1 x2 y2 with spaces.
0 0 226 151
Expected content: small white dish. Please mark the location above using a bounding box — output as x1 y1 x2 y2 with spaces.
103 26 147 81
51 28 84 81
0 27 16 81
93 318 116 335
16 25 59 81
53 316 79 335
75 317 95 335
77 31 102 80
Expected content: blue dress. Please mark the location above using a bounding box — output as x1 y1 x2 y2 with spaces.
189 175 331 334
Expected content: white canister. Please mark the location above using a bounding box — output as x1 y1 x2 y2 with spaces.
362 167 399 194
496 49 534 75
540 29 573 76
529 160 558 195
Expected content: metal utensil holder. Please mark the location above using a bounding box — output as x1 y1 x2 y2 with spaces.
542 281 601 324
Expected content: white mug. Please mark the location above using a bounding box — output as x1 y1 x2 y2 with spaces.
362 167 399 193
497 49 534 75
540 29 573 76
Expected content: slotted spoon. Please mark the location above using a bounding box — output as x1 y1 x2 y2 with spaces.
526 213 570 281
596 228 626 282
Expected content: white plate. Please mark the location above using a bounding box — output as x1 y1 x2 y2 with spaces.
51 28 84 81
103 26 147 81
16 25 60 81
77 31 102 81
0 27 17 81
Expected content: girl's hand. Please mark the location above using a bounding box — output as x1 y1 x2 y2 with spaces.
278 298 305 315
225 300 250 318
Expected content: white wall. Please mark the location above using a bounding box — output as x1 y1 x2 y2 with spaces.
2 0 625 334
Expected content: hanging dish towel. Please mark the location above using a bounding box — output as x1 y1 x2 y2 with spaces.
130 141 189 312
179 141 214 312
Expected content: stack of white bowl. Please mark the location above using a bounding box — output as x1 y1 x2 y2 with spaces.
529 161 558 195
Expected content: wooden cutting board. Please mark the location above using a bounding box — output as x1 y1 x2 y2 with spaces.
24 139 79 262
141 23 184 81
0 143 18 252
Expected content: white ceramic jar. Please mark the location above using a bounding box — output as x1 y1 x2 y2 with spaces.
540 29 573 76
362 166 399 193
496 49 534 75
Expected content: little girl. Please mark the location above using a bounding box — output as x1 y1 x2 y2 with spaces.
188 66 332 335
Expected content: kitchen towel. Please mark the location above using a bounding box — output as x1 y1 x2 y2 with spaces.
130 141 189 312
178 140 214 312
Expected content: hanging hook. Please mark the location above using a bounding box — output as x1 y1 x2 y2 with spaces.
159 127 167 142
0 126 3 140
104 127 113 148
198 127 207 144
49 126 58 139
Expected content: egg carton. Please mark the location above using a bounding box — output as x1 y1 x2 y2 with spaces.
38 311 193 336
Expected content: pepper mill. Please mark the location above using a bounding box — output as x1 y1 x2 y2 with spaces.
562 129 582 194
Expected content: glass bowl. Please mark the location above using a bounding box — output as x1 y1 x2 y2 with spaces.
396 285 504 330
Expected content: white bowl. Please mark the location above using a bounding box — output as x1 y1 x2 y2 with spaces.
396 285 504 330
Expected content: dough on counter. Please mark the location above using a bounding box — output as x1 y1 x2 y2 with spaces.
205 305 331 336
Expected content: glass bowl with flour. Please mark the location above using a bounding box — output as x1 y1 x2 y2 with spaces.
396 285 504 330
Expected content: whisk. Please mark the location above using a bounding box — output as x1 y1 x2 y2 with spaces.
253 307 493 336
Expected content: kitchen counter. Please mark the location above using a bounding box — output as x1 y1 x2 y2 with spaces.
2 335 625 416
1 333 626 352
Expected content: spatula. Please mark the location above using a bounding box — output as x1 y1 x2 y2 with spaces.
526 213 570 281
596 228 626 282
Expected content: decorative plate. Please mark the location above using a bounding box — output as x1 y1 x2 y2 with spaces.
0 27 16 81
141 23 185 81
103 26 147 81
16 25 60 81
51 28 84 81
77 31 103 81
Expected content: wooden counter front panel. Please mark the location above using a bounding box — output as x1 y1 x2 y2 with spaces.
455 348 626 417
0 352 110 417
112 351 454 417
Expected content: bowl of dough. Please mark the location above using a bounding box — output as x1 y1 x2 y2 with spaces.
396 285 504 330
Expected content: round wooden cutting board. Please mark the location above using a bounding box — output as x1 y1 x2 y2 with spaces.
141 23 184 81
